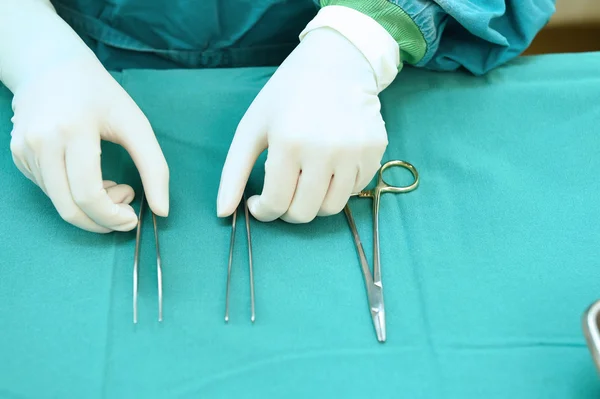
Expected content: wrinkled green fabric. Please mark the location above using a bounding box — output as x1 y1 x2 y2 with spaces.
1 52 600 398
52 0 317 69
319 0 427 67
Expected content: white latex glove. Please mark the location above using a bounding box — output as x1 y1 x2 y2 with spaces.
217 5 400 223
1 0 169 233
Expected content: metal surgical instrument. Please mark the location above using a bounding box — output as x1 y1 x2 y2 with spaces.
133 191 163 324
583 300 600 373
343 160 419 342
225 194 255 323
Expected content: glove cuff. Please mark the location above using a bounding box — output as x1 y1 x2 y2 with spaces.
299 5 400 92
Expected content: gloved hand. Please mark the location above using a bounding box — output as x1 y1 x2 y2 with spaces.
217 5 399 223
10 57 169 233
2 0 169 233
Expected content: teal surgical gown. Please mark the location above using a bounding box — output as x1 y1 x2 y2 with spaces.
51 0 556 75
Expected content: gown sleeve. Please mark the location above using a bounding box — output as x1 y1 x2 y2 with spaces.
314 0 556 75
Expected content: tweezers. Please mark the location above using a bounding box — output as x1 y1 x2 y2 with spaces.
225 194 255 323
133 191 163 323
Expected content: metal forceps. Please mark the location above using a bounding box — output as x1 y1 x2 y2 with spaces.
343 160 419 342
225 194 255 323
132 191 163 324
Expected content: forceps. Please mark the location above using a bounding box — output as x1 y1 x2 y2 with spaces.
225 194 255 323
344 160 419 342
132 191 163 324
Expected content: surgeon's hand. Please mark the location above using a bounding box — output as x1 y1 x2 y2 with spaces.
9 55 169 233
217 6 399 223
2 0 169 233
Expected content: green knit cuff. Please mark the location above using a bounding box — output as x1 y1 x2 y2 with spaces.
319 0 427 66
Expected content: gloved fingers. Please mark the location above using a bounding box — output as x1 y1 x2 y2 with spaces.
10 135 36 183
25 152 48 195
11 153 36 184
318 165 357 217
13 130 48 194
353 140 386 192
217 107 267 217
280 163 331 224
354 159 382 193
246 147 299 222
65 136 138 232
38 144 112 233
103 180 118 190
103 181 136 205
108 102 170 217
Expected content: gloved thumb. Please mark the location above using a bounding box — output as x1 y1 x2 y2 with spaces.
106 98 170 217
217 108 267 217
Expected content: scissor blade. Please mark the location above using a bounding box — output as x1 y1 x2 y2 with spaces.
345 204 386 342
372 309 386 343
343 205 374 288
368 282 386 343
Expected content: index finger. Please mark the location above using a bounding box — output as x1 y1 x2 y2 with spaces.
107 102 170 217
246 146 299 222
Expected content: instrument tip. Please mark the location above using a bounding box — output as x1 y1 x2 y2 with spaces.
374 311 386 343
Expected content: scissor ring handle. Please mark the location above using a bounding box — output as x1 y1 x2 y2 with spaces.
583 299 600 373
377 160 420 194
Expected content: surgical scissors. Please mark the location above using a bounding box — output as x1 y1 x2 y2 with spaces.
225 194 255 323
132 191 163 324
343 160 419 342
